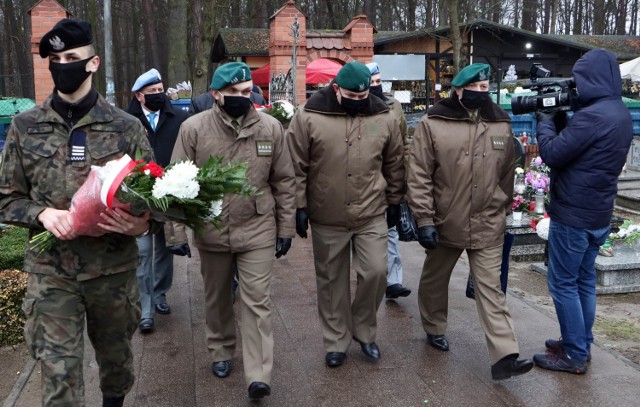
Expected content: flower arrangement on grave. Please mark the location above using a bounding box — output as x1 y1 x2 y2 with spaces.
512 195 529 212
609 220 640 245
525 156 551 199
30 152 257 254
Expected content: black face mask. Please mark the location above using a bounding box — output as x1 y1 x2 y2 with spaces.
369 85 384 99
340 91 369 116
49 56 94 95
220 95 252 118
459 89 489 110
144 93 166 112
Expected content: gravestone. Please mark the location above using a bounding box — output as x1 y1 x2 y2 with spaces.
531 243 640 294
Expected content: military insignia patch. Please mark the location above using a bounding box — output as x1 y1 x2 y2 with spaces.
256 140 273 156
478 70 487 81
490 136 506 150
359 83 365 91
49 36 64 51
70 130 87 161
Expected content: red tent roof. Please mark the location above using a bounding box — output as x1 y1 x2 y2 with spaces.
251 58 343 86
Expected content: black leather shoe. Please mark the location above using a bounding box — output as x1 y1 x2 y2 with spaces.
211 360 231 378
491 354 534 380
248 381 271 400
353 337 380 360
325 352 347 367
385 283 412 299
426 334 449 351
138 318 154 334
155 302 171 315
102 396 125 407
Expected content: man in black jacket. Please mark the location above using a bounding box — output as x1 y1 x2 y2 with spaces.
127 68 190 333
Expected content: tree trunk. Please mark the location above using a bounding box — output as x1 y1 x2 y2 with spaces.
616 0 628 34
323 0 338 29
449 0 461 74
142 0 162 71
406 0 417 30
521 0 537 31
168 0 189 85
363 0 376 26
551 0 559 33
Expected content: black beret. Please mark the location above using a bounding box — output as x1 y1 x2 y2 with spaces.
39 19 94 58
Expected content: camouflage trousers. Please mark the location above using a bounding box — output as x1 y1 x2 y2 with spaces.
22 270 140 407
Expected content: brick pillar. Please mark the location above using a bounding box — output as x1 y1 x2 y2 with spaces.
343 15 375 65
29 0 69 105
269 1 307 104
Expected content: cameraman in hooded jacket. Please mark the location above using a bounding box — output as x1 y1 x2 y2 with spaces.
533 48 633 374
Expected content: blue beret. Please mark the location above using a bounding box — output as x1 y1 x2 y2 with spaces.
211 62 252 90
39 19 93 58
132 68 162 92
451 63 491 87
366 62 380 75
336 62 371 92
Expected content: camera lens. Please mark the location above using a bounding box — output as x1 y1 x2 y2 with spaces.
511 95 538 115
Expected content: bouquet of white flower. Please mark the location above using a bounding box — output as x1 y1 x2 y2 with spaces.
30 153 257 254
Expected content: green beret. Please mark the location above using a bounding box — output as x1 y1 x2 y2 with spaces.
211 62 252 90
451 63 491 87
336 62 371 92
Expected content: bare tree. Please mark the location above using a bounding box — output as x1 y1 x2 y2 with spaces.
449 0 462 74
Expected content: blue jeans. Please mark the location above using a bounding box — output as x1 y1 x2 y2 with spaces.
547 219 609 362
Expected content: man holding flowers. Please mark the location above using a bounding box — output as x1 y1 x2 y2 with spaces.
0 19 154 407
168 62 295 401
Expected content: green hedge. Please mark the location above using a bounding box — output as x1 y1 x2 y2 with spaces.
0 225 27 270
0 226 27 346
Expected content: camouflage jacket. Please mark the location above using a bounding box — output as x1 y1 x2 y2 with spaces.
0 93 153 281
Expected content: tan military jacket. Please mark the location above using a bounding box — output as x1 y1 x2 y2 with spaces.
0 93 153 280
169 104 296 252
286 86 405 228
407 95 514 250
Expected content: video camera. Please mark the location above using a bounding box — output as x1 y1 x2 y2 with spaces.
511 63 578 115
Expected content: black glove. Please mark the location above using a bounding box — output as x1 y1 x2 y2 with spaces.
553 110 568 132
386 204 401 229
535 111 555 124
296 208 309 238
275 237 292 258
417 226 439 250
167 243 191 258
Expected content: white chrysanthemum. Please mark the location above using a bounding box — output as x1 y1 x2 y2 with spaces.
536 218 550 240
207 200 223 219
273 100 295 119
152 161 201 199
168 161 199 180
515 167 524 175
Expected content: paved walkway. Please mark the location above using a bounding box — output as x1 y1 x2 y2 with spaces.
9 237 640 406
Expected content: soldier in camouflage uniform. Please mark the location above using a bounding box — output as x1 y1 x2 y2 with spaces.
0 19 154 407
